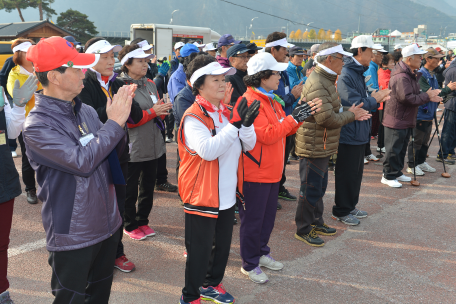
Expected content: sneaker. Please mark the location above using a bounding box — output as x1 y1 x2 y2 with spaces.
331 214 360 226
241 266 269 284
114 255 136 273
0 290 13 304
26 189 38 204
294 229 325 247
288 154 299 161
124 228 147 240
436 108 442 112
376 147 386 153
233 217 238 225
418 162 436 173
278 189 297 201
365 154 379 161
447 154 456 160
277 202 282 210
165 136 173 143
312 223 337 235
436 156 456 165
286 158 290 165
199 283 235 304
139 225 156 237
381 177 402 188
406 166 424 176
259 254 284 270
179 295 201 304
11 151 17 158
235 203 239 214
350 208 368 219
364 157 369 164
396 174 412 182
155 182 178 192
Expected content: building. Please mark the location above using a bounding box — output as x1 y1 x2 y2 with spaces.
0 20 73 42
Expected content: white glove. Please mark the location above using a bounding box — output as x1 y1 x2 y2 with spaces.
12 75 38 107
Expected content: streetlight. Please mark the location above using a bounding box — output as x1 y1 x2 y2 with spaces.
247 17 258 39
305 21 313 32
170 9 179 25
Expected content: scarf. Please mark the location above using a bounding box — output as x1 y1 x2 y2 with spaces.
255 86 285 107
195 95 231 123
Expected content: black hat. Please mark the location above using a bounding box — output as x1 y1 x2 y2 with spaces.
246 42 263 51
227 44 250 58
289 46 305 56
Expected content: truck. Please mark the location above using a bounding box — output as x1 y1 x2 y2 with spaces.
128 24 222 60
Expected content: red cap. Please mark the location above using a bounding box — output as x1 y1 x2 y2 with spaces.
26 36 100 72
435 47 442 52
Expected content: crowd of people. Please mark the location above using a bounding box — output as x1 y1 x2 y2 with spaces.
0 30 455 304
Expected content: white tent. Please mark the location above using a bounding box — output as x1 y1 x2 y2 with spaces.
391 30 402 37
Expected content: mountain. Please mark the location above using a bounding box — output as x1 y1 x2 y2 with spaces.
411 0 456 17
1 0 456 39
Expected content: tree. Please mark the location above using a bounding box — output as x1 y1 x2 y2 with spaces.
289 31 295 39
326 29 333 40
35 0 56 20
302 31 309 40
0 0 55 22
56 9 98 43
295 29 302 40
308 29 316 40
317 29 325 40
334 29 342 41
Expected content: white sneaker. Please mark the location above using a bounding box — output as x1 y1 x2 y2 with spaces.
418 162 436 173
365 154 379 161
406 166 424 176
364 157 369 164
11 151 18 158
259 254 284 271
381 147 386 153
241 266 269 284
381 177 402 188
396 174 412 182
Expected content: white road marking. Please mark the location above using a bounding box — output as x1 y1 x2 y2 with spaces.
8 238 47 258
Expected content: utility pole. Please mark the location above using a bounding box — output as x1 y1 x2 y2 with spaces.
358 15 361 33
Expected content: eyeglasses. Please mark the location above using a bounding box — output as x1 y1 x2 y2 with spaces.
271 71 281 76
331 55 344 61
233 55 250 60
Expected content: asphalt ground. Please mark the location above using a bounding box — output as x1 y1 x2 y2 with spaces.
6 108 456 304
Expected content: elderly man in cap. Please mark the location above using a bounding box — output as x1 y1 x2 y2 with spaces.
246 42 262 56
409 48 456 174
332 35 391 225
287 46 312 94
394 44 403 53
264 31 304 203
381 44 442 188
294 42 371 246
225 43 254 105
170 41 185 76
217 34 241 68
167 43 200 104
22 36 135 303
302 44 319 76
203 43 217 57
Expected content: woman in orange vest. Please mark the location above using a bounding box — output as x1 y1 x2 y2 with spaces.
239 52 322 284
177 55 259 304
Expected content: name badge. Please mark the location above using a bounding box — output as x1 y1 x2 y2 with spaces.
79 133 94 147
128 143 133 154
0 130 6 145
339 106 343 113
285 86 290 95
150 93 158 104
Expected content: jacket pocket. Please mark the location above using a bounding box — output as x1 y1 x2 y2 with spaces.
244 146 263 167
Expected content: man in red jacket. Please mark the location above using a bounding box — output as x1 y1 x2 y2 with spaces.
381 44 442 188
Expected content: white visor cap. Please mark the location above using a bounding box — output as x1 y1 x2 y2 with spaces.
265 38 294 48
247 52 288 75
85 40 122 54
121 48 155 65
190 62 235 86
193 41 206 48
203 43 217 51
137 40 153 51
13 42 32 53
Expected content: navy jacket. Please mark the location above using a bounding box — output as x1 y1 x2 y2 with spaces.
338 58 378 145
173 84 195 128
273 70 296 115
444 60 456 112
417 67 439 121
0 57 15 98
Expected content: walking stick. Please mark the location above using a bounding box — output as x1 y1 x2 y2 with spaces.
410 128 420 186
434 113 451 178
428 108 445 150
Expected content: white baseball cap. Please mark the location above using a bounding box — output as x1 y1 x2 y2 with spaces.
203 43 217 51
174 42 185 50
137 40 153 51
394 44 403 50
401 44 427 58
247 52 288 75
350 35 382 50
85 40 122 54
120 48 155 65
265 37 295 48
193 41 206 48
190 62 235 86
13 41 32 53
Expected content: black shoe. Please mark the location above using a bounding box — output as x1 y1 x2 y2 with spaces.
312 223 337 236
277 202 282 210
286 159 291 165
233 217 238 225
294 229 325 247
235 203 239 214
288 155 299 161
27 189 38 204
278 189 297 201
155 182 178 192
436 156 455 165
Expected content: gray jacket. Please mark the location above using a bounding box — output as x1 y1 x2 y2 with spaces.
118 73 165 162
23 92 126 252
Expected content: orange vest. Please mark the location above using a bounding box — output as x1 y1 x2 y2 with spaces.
178 102 244 218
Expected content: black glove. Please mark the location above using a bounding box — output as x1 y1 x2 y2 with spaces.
230 97 248 129
292 102 313 123
243 99 260 127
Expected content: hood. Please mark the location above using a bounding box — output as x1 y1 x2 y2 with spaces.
342 57 369 74
443 60 456 78
118 72 148 86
